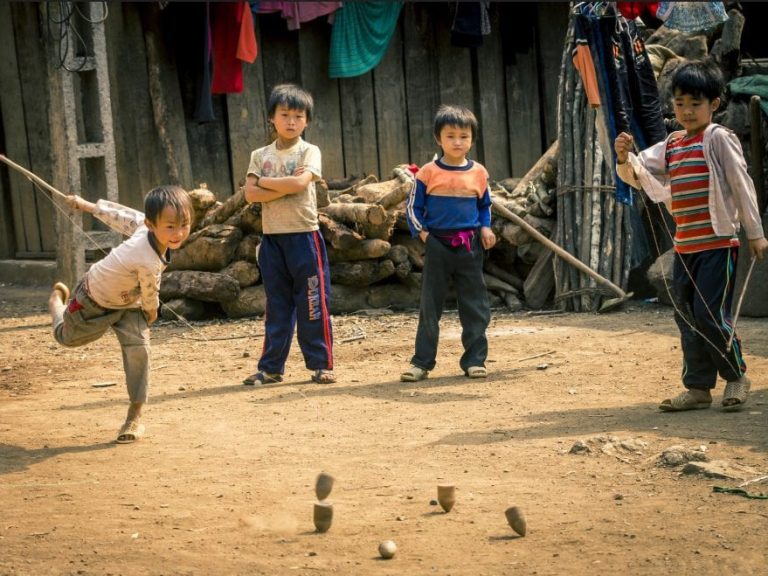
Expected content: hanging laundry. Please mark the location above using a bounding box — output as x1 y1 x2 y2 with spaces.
329 1 404 78
656 1 728 34
256 1 341 29
281 2 342 30
616 2 659 21
451 1 491 48
194 2 215 123
573 2 665 204
211 1 257 94
572 12 601 107
237 2 258 62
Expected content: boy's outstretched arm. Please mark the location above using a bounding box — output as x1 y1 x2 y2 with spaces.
69 196 146 236
65 195 96 214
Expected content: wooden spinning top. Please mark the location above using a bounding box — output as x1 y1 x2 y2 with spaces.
313 501 333 533
505 506 527 536
315 472 335 501
437 484 456 513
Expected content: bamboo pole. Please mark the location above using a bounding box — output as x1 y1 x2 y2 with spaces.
554 19 572 310
572 77 585 312
750 95 765 215
562 32 578 311
588 123 603 311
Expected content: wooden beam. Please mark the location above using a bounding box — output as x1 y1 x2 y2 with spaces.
372 17 409 178
403 4 441 167
475 14 511 180
298 18 344 180
339 73 378 177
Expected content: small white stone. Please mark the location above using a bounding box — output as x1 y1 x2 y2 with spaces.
378 540 397 559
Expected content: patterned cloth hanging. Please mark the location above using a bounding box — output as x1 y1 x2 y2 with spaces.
656 1 728 34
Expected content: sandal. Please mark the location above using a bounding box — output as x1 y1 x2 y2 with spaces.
311 369 336 384
465 366 487 378
400 365 429 382
53 282 70 302
722 376 751 412
658 389 712 412
243 371 283 385
116 420 145 444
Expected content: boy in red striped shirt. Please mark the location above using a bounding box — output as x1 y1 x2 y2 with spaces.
615 60 767 412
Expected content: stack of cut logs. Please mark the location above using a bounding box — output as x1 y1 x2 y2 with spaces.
159 152 560 320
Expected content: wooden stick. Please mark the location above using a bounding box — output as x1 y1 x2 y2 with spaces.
726 256 756 352
0 154 68 200
492 201 629 299
516 350 556 363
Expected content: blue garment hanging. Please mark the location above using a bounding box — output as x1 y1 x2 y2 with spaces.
328 1 404 79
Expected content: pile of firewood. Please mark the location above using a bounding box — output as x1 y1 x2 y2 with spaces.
159 157 560 320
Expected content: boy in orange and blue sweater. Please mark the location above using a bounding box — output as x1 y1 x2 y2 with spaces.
402 104 496 382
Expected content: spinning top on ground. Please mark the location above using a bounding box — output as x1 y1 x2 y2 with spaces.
315 472 335 501
378 539 397 559
437 484 456 513
313 502 333 533
505 506 527 536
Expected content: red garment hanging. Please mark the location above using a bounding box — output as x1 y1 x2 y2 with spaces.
212 2 257 94
616 2 659 21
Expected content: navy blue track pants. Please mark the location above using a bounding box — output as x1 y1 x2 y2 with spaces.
257 231 333 374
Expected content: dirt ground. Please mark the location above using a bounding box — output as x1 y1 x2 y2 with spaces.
1 284 767 576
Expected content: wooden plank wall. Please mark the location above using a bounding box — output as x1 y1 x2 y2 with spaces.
0 2 568 259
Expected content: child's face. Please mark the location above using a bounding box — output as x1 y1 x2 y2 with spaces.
271 104 308 143
436 124 473 165
146 206 191 252
672 88 719 136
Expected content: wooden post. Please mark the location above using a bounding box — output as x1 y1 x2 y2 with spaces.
750 95 765 215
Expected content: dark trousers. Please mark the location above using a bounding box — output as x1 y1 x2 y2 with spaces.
411 234 490 372
258 231 333 374
672 247 746 390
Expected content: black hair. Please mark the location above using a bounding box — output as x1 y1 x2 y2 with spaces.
267 83 314 121
144 185 192 225
433 104 478 140
671 60 724 101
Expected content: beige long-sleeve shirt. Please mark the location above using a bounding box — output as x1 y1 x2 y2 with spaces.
84 200 167 312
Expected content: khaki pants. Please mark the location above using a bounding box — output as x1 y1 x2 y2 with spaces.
52 281 150 403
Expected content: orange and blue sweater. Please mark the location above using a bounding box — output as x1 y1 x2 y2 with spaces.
406 158 492 237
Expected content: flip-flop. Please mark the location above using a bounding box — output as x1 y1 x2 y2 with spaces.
243 372 283 385
116 421 145 444
311 369 336 384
